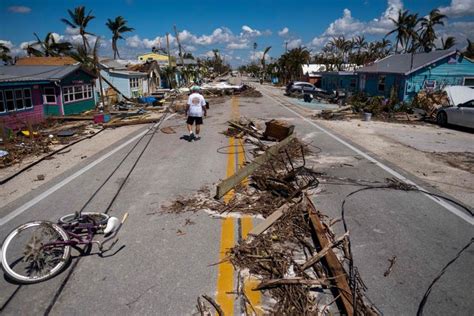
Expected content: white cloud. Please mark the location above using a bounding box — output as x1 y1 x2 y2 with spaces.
227 42 248 49
439 0 474 17
278 27 289 37
65 26 80 35
241 25 262 37
8 6 31 13
0 40 14 49
310 0 404 49
286 38 303 49
126 35 144 48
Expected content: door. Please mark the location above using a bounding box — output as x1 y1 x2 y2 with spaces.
459 100 474 128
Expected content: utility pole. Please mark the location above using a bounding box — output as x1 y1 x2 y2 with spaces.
166 33 171 68
285 41 288 53
173 25 185 68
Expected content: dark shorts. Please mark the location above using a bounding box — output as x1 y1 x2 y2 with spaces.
186 116 203 125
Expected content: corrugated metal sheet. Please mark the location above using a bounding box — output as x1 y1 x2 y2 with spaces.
0 65 81 82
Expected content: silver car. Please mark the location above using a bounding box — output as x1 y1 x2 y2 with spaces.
437 86 474 129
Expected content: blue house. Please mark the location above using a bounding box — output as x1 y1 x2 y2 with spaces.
99 59 148 99
356 50 474 102
319 71 358 93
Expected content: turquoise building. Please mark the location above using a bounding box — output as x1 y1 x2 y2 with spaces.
356 50 474 102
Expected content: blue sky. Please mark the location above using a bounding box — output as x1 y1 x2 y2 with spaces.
1 0 473 65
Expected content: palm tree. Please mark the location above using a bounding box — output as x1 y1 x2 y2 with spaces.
61 6 95 51
0 43 12 64
32 33 72 57
419 9 447 52
352 35 368 54
260 46 271 81
106 16 134 59
277 47 310 83
386 9 413 53
464 39 474 59
439 36 456 50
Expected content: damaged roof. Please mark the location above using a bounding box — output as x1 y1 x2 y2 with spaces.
0 65 84 83
15 56 78 66
357 50 458 75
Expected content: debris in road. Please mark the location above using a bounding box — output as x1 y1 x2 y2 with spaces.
384 256 397 277
263 119 295 141
184 218 196 226
36 174 45 181
57 130 76 137
197 294 224 316
160 126 176 134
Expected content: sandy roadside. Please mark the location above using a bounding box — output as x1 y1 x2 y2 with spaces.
0 125 145 208
315 118 474 208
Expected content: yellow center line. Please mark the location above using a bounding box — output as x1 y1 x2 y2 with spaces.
238 137 262 315
216 97 239 315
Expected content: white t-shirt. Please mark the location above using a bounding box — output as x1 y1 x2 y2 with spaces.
187 93 206 117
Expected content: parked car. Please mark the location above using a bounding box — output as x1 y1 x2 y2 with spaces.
436 86 474 129
285 81 317 94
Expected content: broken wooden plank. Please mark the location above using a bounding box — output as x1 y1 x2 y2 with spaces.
51 115 95 121
248 204 289 237
215 134 295 199
104 117 162 128
305 194 354 316
254 277 329 290
301 231 349 271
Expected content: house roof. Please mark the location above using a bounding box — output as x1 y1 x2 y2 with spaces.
108 69 147 77
0 65 84 83
127 61 160 73
99 58 128 70
15 56 78 66
356 50 457 75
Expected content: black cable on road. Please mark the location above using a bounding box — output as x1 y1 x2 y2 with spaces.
43 111 171 316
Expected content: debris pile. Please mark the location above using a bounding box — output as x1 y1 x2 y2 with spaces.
411 90 450 119
161 121 379 315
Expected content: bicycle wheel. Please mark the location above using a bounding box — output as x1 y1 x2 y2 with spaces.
1 221 71 284
58 212 109 225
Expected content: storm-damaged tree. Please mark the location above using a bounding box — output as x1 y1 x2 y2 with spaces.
0 42 13 65
25 33 72 57
418 9 447 52
61 6 95 52
439 36 456 50
277 47 311 84
106 16 134 59
464 39 474 59
68 38 106 109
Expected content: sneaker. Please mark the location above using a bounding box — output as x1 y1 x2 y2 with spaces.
188 133 195 142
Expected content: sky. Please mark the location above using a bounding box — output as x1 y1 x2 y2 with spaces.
0 0 473 66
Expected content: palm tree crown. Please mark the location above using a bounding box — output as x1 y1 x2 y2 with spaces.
106 16 134 59
61 6 95 51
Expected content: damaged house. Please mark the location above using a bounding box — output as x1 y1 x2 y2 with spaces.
356 49 474 102
0 65 97 129
99 58 148 99
127 61 161 94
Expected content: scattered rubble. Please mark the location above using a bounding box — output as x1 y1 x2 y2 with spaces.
161 119 379 315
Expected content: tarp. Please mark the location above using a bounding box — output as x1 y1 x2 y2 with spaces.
443 86 474 106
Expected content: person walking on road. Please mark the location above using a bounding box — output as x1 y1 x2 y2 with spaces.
186 86 207 141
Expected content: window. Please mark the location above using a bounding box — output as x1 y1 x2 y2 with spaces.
464 77 474 87
15 89 24 110
130 77 142 89
5 90 15 111
423 80 437 90
350 78 356 88
44 87 56 104
62 84 93 103
378 75 386 92
24 88 32 108
0 91 4 113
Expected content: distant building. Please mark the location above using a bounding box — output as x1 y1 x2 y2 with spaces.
0 65 96 129
15 56 78 66
356 50 474 101
99 58 148 98
127 61 161 93
138 53 175 67
301 64 360 87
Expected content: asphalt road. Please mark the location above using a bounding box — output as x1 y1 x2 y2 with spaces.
0 84 473 315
